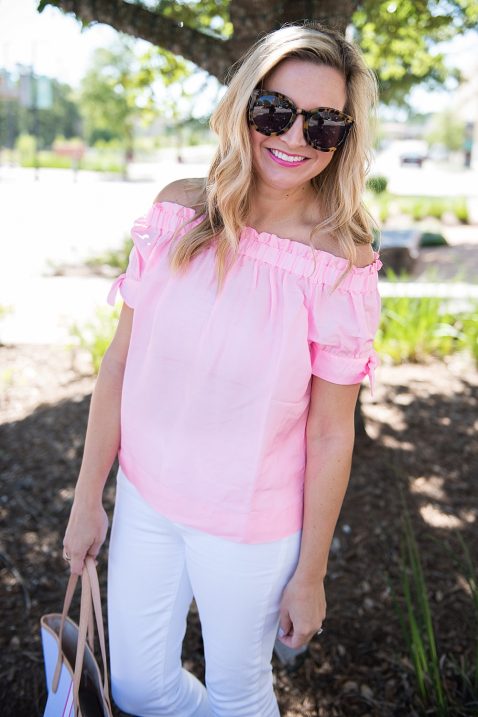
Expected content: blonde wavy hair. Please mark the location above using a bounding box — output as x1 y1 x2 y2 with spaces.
168 20 379 293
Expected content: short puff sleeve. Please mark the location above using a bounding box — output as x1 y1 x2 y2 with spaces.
307 252 382 398
106 201 195 309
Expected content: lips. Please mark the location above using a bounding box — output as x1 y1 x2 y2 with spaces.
266 147 309 167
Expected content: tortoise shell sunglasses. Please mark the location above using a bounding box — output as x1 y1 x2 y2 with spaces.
247 88 354 153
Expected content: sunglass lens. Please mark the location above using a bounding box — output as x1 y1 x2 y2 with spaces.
250 93 293 134
308 111 348 149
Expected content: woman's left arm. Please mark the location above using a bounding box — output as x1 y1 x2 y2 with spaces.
278 375 361 649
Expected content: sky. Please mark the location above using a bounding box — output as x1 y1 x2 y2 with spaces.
0 0 118 86
0 0 477 116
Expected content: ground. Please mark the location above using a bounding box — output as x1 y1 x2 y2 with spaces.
0 342 477 717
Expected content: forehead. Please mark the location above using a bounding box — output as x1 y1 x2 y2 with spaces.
263 58 346 110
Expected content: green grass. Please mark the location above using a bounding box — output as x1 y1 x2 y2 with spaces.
386 481 478 715
376 295 459 363
375 269 477 365
20 151 122 173
456 307 478 363
85 236 133 272
365 192 470 225
396 499 447 713
68 305 121 375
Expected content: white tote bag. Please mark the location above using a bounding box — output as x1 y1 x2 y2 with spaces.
40 556 113 717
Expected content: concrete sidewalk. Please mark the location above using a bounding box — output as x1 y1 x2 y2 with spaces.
0 275 113 345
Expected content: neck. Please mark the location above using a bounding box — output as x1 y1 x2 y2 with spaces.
247 179 317 227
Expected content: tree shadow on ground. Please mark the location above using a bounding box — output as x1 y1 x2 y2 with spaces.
0 356 476 717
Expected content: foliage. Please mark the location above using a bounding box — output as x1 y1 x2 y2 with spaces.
386 484 478 715
365 192 470 225
457 304 478 363
419 231 448 247
388 489 447 714
375 269 478 364
85 237 133 272
0 77 81 150
366 175 388 194
425 109 467 152
453 198 470 224
79 39 145 149
398 196 469 223
443 533 478 710
69 305 121 375
145 0 233 39
19 150 122 173
77 34 216 158
376 297 457 363
38 0 478 110
15 133 36 164
351 0 478 106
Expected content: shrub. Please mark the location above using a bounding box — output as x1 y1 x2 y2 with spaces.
85 236 133 272
456 302 478 363
453 198 469 224
15 134 36 165
396 196 469 224
366 175 388 194
419 232 448 247
68 305 121 375
376 269 469 364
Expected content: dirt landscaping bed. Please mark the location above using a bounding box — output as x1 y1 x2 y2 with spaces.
1 344 477 717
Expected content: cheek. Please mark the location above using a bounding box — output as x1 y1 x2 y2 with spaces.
249 127 263 154
310 150 335 175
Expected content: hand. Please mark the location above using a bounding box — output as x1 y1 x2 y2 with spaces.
63 495 109 576
277 573 326 649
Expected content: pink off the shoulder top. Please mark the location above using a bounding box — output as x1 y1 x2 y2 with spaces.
107 201 382 543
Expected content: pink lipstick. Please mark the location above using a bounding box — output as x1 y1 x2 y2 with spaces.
267 148 309 167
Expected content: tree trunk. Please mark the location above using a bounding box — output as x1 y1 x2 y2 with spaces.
281 0 360 34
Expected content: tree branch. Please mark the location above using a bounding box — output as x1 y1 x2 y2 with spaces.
39 0 360 80
41 0 234 79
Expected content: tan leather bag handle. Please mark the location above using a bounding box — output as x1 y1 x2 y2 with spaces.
52 557 112 716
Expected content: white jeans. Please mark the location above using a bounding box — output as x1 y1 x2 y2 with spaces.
107 466 302 717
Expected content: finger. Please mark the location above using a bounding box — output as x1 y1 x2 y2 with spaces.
87 540 102 559
277 615 293 640
70 553 86 576
281 632 309 650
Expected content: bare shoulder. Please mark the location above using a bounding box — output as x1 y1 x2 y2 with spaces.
153 177 207 210
311 229 376 268
353 242 376 268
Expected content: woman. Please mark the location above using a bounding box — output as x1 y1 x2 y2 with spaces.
63 20 382 717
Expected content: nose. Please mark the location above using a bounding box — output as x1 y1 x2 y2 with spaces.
281 113 308 149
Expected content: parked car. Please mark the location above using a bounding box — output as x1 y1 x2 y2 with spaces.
400 152 425 167
398 140 428 168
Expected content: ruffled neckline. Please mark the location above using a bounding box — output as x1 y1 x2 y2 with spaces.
241 225 381 274
155 201 382 291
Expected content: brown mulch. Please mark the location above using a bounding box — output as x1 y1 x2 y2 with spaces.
0 344 477 717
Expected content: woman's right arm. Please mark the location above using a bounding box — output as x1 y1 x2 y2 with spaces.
63 302 134 575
